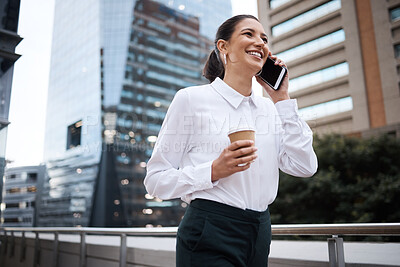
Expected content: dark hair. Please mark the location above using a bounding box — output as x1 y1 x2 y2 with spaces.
203 14 259 83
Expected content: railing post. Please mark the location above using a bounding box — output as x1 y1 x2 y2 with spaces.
328 235 345 267
0 231 7 265
9 231 15 258
20 231 26 262
52 232 59 267
33 232 41 267
328 237 337 266
80 232 86 267
119 234 127 267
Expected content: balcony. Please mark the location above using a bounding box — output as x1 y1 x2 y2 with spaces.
1 223 400 267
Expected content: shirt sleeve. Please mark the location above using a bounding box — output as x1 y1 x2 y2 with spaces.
274 99 318 177
144 89 215 200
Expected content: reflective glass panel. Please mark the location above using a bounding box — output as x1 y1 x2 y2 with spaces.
276 30 345 62
269 0 291 9
395 44 400 58
390 7 400 22
298 97 353 121
289 62 349 92
272 0 341 37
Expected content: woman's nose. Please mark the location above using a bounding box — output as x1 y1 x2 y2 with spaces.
254 37 265 47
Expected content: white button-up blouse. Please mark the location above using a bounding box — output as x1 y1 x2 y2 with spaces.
144 77 318 211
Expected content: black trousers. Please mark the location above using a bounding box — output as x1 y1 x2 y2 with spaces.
176 199 271 267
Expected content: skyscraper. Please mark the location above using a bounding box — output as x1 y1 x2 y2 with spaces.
40 0 232 227
0 0 22 205
258 0 400 136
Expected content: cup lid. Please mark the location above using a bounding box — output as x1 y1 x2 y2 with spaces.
227 126 255 136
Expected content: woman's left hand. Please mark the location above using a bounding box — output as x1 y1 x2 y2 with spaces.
256 52 290 104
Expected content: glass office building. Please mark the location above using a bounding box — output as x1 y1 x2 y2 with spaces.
40 0 232 227
0 0 22 205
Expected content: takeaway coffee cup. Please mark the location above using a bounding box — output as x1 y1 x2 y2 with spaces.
228 127 255 157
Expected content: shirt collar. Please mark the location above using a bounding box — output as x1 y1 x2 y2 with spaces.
210 77 258 109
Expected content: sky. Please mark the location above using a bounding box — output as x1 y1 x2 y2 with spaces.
5 0 259 168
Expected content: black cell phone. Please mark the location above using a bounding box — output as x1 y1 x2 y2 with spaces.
257 56 287 90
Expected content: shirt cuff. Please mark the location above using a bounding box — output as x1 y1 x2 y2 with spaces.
275 99 298 119
192 160 217 191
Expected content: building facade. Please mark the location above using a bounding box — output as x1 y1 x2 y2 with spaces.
0 0 22 204
41 0 232 227
1 165 45 227
258 0 400 136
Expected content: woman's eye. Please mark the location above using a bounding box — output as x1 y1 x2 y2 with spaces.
262 38 268 44
244 32 252 37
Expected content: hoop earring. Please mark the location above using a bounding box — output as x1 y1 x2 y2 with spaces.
223 54 227 65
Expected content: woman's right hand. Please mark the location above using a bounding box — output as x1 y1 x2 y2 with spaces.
211 140 258 182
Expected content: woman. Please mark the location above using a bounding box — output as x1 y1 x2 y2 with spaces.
144 14 317 266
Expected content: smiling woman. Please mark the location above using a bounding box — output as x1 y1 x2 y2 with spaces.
216 18 269 82
231 0 263 96
203 15 268 84
144 14 318 267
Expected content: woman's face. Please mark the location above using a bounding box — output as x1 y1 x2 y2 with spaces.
225 18 269 74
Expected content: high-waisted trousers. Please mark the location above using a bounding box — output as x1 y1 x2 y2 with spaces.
176 198 271 267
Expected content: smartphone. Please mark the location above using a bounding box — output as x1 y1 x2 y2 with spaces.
257 56 287 90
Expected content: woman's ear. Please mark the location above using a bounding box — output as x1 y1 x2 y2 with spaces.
216 39 228 54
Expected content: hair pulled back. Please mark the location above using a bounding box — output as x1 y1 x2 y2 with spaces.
203 14 259 83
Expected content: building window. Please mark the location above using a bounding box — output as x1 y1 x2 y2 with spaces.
271 0 341 37
6 203 19 208
28 172 37 180
177 31 198 44
146 71 193 88
146 58 199 78
289 62 349 92
118 103 134 113
390 7 400 22
269 0 291 9
394 44 400 58
27 186 37 193
67 120 82 149
298 97 353 121
4 218 19 223
276 30 345 63
147 21 171 34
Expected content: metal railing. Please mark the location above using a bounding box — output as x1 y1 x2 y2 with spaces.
1 223 400 267
272 223 400 267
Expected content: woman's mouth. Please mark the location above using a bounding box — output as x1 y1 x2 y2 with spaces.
247 51 263 59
